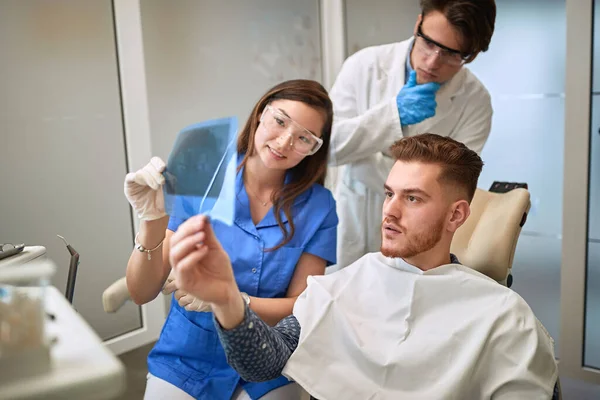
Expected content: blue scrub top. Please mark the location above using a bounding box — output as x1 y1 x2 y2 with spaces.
147 157 338 399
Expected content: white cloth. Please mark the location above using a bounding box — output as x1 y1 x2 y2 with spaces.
284 253 558 400
329 38 493 268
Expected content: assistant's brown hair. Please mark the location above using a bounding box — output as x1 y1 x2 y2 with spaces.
237 79 333 250
390 133 483 202
420 0 496 62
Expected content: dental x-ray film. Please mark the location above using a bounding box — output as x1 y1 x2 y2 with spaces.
163 117 238 226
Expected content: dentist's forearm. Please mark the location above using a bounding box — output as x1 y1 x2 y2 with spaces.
126 216 171 305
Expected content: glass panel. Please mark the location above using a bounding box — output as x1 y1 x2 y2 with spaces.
510 236 561 345
588 96 600 242
468 0 566 95
476 97 564 352
344 0 421 57
477 98 564 236
469 1 565 355
585 241 600 369
594 0 600 93
0 0 142 339
584 0 600 365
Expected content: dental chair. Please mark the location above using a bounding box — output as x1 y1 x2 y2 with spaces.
451 186 530 287
451 186 561 400
102 185 561 399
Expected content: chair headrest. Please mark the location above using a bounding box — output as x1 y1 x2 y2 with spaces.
450 188 531 282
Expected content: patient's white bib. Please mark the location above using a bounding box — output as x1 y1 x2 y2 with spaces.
283 252 557 400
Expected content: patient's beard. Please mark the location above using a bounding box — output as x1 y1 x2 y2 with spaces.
380 218 444 259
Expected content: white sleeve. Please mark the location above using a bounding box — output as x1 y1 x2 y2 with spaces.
450 89 493 155
328 52 404 166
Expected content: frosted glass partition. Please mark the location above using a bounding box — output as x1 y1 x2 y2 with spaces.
140 0 322 163
342 0 566 353
584 0 600 369
0 0 142 339
468 0 566 95
345 0 421 57
586 242 600 369
595 0 600 93
464 0 565 353
588 98 600 242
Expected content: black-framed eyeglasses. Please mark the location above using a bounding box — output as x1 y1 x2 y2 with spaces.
415 22 470 66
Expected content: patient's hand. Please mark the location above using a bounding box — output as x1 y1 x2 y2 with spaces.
169 215 237 305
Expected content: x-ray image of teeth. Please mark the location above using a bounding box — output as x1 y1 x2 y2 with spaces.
163 117 238 226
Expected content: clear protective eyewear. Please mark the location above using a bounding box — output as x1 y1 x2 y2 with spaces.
415 23 469 67
260 104 323 156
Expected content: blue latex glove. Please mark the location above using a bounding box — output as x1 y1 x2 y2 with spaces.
396 70 441 126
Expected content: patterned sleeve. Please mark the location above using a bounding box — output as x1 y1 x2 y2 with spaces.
214 305 301 382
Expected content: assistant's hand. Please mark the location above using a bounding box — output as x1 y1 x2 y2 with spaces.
169 215 238 306
396 70 441 126
162 269 213 312
124 157 167 221
175 289 212 312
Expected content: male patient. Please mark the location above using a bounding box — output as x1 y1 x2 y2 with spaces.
169 134 558 399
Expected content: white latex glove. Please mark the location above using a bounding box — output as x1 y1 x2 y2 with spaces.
174 289 212 312
161 270 212 312
124 157 167 221
161 270 178 295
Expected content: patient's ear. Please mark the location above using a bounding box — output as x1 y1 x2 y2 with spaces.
447 200 470 233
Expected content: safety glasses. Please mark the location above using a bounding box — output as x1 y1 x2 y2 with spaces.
260 105 323 156
415 22 470 66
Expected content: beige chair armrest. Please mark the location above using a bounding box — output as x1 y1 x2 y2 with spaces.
102 277 130 313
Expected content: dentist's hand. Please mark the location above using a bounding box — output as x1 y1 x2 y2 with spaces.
396 70 441 126
169 215 237 307
124 157 167 221
162 270 212 312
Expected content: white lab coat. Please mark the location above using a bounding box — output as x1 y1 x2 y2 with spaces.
329 38 493 269
283 253 558 400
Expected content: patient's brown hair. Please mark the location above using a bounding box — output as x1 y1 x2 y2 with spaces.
389 133 483 202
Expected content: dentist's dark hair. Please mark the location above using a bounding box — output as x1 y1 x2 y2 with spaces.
237 79 333 250
420 0 496 62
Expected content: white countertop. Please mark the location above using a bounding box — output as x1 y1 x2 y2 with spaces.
0 286 126 399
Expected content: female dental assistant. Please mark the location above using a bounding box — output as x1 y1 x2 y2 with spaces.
123 79 338 399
